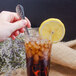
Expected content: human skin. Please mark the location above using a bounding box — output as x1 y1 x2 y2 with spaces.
0 11 31 42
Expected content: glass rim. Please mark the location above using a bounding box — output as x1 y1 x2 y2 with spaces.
25 27 52 43
28 27 39 32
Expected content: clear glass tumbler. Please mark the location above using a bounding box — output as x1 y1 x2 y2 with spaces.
25 28 52 76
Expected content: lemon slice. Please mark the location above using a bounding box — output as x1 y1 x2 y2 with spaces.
39 18 65 43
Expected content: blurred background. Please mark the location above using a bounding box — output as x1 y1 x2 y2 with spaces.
0 0 76 75
0 0 76 41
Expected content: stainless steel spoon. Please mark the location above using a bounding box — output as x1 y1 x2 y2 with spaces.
16 4 29 35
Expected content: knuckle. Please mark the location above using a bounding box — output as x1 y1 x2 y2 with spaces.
1 11 11 15
1 11 7 14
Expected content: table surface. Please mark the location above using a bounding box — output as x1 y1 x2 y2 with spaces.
50 63 76 76
1 63 76 76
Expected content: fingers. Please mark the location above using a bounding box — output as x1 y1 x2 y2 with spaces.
10 20 27 33
11 12 21 22
25 17 31 28
1 11 21 22
14 30 19 36
10 30 19 40
11 34 16 40
19 28 25 33
1 11 31 40
1 11 31 26
10 28 25 39
10 18 31 40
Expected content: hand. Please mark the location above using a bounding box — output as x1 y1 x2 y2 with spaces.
0 11 31 42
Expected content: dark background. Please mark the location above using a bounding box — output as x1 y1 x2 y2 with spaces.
0 0 76 41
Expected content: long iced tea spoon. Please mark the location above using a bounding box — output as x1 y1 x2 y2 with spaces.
16 4 29 35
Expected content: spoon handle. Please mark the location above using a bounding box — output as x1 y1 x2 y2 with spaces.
16 4 29 35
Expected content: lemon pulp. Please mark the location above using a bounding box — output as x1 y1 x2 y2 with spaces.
39 18 65 43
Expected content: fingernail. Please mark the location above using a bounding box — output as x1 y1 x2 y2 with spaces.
28 21 31 28
22 28 25 31
11 35 16 40
20 28 25 33
22 20 27 25
15 31 19 36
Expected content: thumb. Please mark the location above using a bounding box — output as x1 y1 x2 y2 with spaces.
10 20 27 33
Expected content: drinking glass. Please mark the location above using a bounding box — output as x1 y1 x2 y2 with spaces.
25 28 52 76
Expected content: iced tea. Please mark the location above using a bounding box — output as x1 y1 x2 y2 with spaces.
25 36 52 76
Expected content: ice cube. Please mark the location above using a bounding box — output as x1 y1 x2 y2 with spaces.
33 54 39 64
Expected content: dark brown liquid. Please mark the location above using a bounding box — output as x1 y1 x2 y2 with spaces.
25 39 52 76
26 57 50 76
